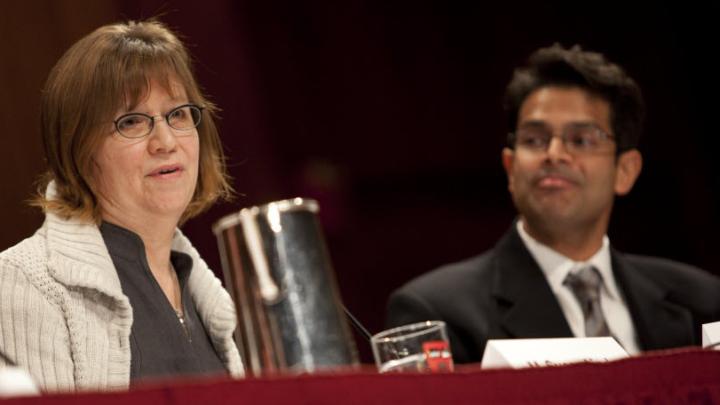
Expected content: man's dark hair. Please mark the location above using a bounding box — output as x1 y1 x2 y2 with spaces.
504 44 645 152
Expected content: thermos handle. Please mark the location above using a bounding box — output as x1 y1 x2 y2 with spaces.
240 207 280 302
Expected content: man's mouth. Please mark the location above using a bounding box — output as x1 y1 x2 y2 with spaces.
537 175 575 188
532 167 581 189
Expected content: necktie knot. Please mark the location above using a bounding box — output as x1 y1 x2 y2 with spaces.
564 266 603 301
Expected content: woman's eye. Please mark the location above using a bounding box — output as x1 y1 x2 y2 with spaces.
169 108 187 121
118 115 143 130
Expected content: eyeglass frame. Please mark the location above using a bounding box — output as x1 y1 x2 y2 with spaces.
507 122 617 155
112 103 205 139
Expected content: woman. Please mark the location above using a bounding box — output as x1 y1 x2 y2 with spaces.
0 20 243 391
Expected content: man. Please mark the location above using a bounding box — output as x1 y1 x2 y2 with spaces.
386 44 720 363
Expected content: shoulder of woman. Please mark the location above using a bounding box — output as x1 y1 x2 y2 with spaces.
0 230 48 274
0 230 62 318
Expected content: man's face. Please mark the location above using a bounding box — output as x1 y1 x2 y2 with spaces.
502 86 640 234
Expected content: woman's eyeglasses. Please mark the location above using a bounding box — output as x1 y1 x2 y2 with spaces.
113 104 204 139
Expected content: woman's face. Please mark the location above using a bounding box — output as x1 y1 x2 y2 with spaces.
93 78 200 228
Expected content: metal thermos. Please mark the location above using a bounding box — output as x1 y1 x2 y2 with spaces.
212 198 359 376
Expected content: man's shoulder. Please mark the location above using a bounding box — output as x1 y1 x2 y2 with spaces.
619 252 718 283
394 249 497 299
617 251 720 304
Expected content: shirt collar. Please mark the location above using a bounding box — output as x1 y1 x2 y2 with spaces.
100 221 194 286
516 220 619 299
99 221 147 263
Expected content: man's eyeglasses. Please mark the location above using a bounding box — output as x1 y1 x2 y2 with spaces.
113 104 204 139
509 123 615 154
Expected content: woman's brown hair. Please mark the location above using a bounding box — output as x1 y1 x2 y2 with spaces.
35 20 232 223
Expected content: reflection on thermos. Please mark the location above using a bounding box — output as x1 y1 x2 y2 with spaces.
213 198 359 375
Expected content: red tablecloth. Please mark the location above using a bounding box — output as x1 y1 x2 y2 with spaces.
2 348 719 404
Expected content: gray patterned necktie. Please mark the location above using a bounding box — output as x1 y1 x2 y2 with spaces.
563 266 610 337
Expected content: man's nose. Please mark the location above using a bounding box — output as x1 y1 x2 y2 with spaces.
545 134 572 162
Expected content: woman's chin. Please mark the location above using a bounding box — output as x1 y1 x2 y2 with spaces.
138 194 192 221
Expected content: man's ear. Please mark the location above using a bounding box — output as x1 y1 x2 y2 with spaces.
614 149 642 196
502 147 515 192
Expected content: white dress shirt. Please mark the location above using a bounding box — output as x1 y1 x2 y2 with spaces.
516 220 640 354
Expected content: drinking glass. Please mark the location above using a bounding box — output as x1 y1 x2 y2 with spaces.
371 320 454 373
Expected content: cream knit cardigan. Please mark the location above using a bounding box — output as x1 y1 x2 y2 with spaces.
0 210 244 391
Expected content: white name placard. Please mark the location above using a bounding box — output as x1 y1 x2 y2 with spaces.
480 337 628 369
702 321 720 349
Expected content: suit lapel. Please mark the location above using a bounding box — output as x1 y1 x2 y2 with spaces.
491 226 574 339
611 251 695 350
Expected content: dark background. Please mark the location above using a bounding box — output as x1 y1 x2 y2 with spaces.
2 1 718 362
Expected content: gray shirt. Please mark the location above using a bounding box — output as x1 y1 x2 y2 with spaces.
100 222 226 384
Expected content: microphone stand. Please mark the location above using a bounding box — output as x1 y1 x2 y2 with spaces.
343 306 410 363
342 305 373 342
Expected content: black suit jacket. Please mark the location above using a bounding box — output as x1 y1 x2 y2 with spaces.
386 225 720 363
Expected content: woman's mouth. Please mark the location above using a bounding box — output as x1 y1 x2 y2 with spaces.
148 165 183 177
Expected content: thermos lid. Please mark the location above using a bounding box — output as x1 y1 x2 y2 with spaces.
212 197 318 235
